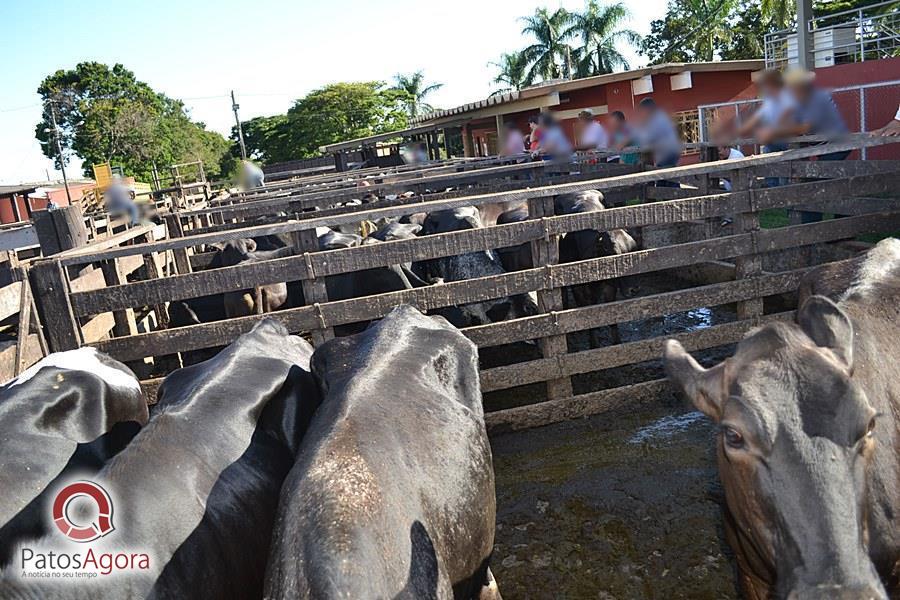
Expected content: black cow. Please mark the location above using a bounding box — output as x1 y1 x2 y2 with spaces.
216 239 296 318
556 190 637 346
0 320 320 599
422 207 537 327
0 349 148 566
264 305 500 599
494 205 532 273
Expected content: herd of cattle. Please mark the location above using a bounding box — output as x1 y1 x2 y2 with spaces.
170 189 637 356
0 177 898 599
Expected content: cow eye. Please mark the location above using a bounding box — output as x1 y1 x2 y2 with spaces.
723 427 744 449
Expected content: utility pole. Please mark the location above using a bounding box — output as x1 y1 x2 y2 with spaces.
797 0 813 70
231 90 248 160
46 99 72 205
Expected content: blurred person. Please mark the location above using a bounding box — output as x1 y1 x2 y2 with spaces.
607 111 639 165
501 122 526 156
740 69 796 150
527 114 543 152
104 175 139 225
575 109 609 151
536 113 573 158
871 103 900 136
635 97 683 186
717 144 746 227
781 69 849 151
240 159 265 190
780 68 851 222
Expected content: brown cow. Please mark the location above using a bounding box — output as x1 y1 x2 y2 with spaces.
664 237 900 599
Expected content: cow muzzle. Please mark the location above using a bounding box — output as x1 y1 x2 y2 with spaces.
787 582 886 600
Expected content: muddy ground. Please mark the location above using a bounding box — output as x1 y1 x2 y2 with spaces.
481 272 752 599
489 402 738 600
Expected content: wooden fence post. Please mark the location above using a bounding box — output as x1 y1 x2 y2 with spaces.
100 258 139 337
292 228 334 346
164 213 192 274
528 195 573 400
29 260 81 352
732 170 764 319
33 206 89 256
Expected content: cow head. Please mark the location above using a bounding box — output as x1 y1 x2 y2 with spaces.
664 297 886 599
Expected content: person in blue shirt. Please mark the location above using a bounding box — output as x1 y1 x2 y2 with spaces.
775 69 851 222
635 98 682 187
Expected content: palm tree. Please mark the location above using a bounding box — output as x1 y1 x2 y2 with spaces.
761 0 795 30
519 7 575 84
489 51 530 95
565 1 641 77
392 71 443 118
678 0 738 62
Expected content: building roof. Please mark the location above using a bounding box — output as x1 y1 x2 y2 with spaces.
409 60 764 125
321 59 764 153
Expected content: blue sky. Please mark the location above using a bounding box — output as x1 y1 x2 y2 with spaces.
0 0 665 183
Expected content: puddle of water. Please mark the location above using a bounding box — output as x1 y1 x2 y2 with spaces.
627 410 707 445
491 401 737 599
686 307 714 329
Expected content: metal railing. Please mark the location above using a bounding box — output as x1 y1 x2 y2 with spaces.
765 0 900 69
697 79 900 159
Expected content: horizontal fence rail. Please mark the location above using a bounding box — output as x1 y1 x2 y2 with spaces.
20 133 900 431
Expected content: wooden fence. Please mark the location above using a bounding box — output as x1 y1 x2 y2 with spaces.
22 135 900 430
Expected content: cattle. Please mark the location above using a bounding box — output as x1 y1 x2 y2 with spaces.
0 319 320 599
216 239 295 318
663 238 900 599
421 207 537 327
494 205 532 273
264 305 500 600
556 190 637 346
0 349 147 567
320 225 429 335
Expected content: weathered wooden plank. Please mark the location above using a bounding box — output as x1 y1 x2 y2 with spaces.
29 260 81 352
528 195 572 399
293 228 333 345
0 336 42 383
0 281 22 322
480 312 791 392
179 135 900 221
85 210 899 361
57 167 900 268
734 171 764 319
485 379 672 434
465 270 805 347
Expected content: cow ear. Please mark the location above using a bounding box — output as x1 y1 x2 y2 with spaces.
797 295 853 369
245 238 257 252
664 340 728 421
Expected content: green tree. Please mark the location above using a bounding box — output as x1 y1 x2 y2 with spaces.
230 114 291 162
761 0 796 29
283 82 410 158
520 7 575 83
719 0 769 59
392 71 443 118
35 62 231 180
565 1 640 77
489 51 530 95
640 0 738 63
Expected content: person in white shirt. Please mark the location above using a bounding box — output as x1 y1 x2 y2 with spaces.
718 146 745 192
501 122 526 156
740 69 796 151
575 109 609 151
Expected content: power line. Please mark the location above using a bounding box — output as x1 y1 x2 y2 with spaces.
0 103 41 113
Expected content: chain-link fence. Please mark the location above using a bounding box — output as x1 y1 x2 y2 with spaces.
698 79 900 159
